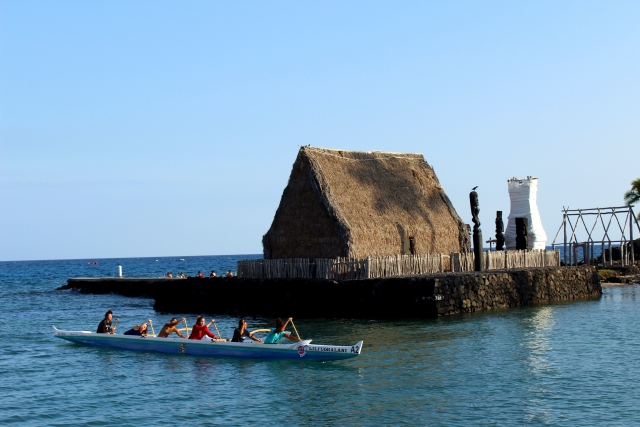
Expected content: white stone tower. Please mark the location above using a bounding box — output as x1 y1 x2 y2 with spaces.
505 177 547 250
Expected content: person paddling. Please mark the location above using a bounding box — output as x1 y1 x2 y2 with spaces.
97 310 116 334
263 317 300 344
231 318 263 343
158 317 187 338
124 321 149 336
188 316 218 340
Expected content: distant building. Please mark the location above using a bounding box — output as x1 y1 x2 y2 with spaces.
263 146 470 259
505 176 547 250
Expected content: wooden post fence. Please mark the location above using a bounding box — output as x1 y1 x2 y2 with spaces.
237 250 560 279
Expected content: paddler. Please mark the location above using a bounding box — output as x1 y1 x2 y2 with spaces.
188 316 218 340
263 317 301 344
231 318 263 343
158 317 187 338
124 321 149 336
97 310 116 334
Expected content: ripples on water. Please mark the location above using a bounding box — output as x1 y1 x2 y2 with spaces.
1 256 639 426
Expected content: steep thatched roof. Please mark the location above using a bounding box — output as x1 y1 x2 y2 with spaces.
263 146 470 259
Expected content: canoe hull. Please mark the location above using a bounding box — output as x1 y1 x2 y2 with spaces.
52 327 362 361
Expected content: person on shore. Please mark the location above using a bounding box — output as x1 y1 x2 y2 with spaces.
231 318 263 343
263 317 300 344
210 270 217 278
198 271 204 279
189 316 218 340
166 272 173 279
158 317 187 338
124 321 149 336
97 310 116 334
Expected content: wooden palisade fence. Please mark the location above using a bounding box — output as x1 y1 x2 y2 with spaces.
237 250 561 280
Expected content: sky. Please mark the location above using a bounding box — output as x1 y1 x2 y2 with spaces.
1 1 639 261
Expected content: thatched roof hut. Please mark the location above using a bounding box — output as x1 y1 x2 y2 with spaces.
263 146 470 259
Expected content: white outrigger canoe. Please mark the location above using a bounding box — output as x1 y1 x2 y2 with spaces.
52 326 363 362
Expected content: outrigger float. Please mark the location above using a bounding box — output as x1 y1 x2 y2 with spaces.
52 326 363 362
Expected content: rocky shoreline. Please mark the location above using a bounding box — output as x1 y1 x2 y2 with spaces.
433 266 601 316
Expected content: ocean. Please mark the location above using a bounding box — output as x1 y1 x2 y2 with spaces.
1 255 639 426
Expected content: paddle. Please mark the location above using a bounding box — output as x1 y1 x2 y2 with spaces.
212 320 223 340
148 319 155 336
249 329 271 334
290 319 301 340
112 318 120 334
183 319 190 338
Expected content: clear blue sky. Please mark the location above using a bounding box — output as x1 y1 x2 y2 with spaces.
1 1 639 261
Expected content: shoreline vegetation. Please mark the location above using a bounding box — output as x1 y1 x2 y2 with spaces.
597 265 639 286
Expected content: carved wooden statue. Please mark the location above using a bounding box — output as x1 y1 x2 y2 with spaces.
469 190 483 271
495 211 505 251
515 217 528 250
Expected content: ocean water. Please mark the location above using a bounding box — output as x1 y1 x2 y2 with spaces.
1 255 640 426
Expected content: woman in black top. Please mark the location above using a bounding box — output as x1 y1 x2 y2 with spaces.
97 310 115 334
231 318 262 343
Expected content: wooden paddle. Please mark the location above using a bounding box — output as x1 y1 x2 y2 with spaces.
112 318 120 334
148 319 155 336
290 319 301 340
212 320 223 340
183 319 190 338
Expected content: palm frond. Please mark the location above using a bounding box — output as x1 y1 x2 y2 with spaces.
624 178 640 206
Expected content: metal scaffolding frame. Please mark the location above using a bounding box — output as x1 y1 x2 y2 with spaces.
551 206 639 267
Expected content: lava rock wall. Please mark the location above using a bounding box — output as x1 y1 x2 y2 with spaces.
433 267 601 316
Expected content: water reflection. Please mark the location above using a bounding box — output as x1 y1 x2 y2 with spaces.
524 306 554 376
522 307 555 421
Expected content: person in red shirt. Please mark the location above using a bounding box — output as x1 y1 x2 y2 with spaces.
198 271 204 278
188 316 218 340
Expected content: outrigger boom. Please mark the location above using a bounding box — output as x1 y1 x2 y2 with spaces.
52 326 363 361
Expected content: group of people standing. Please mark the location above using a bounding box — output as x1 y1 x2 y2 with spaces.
96 310 301 344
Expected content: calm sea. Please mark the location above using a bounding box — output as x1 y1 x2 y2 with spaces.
1 255 639 426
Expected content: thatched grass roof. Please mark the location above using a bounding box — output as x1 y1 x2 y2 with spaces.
263 146 470 259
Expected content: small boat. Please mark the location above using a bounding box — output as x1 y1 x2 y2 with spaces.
52 326 363 361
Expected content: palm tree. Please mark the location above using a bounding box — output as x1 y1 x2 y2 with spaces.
624 178 640 220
